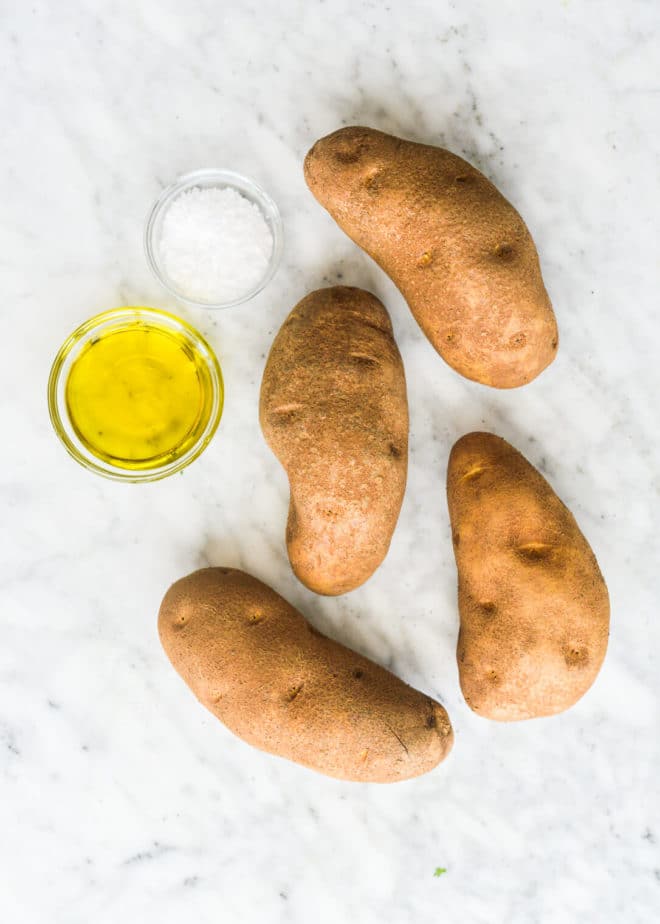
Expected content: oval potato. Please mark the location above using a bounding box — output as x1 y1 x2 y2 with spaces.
447 432 609 720
259 286 408 595
305 127 558 389
158 568 454 782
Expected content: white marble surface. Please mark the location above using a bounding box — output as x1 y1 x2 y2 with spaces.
1 1 659 921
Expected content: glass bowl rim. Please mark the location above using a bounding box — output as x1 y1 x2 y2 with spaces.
47 305 224 483
144 167 283 310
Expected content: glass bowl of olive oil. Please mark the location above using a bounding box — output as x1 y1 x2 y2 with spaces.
48 307 223 482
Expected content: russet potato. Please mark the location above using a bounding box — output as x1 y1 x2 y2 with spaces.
305 127 558 388
159 568 454 782
447 432 609 720
260 286 408 595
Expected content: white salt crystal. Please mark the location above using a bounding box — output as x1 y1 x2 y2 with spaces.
159 186 273 304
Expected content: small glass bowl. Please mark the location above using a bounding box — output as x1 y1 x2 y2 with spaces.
48 306 224 483
144 168 283 310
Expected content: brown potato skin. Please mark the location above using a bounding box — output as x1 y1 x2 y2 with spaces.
158 568 453 782
304 127 558 389
259 286 408 595
447 433 609 720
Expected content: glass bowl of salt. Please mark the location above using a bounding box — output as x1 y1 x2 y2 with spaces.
145 168 282 309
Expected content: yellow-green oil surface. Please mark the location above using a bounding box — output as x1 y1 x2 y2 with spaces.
65 322 215 470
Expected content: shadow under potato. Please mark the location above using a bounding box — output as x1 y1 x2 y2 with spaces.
297 250 384 303
195 533 435 684
328 93 509 185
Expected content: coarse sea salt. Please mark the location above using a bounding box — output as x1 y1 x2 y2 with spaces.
159 186 273 304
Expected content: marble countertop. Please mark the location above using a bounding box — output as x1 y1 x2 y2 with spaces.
2 1 659 921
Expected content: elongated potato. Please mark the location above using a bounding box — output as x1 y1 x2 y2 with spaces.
158 568 453 782
259 286 408 595
447 433 609 720
305 127 558 388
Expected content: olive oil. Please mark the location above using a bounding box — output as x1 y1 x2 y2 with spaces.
65 320 216 470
